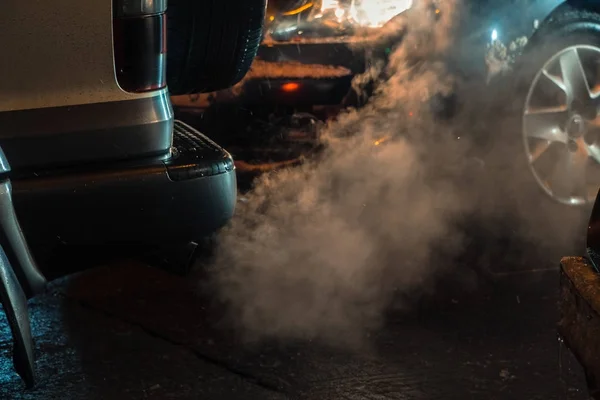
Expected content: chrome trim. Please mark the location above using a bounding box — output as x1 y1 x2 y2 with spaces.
117 0 167 17
0 147 10 174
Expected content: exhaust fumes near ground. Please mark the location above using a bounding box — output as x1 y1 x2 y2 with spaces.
210 0 586 345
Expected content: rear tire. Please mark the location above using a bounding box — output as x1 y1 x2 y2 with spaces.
167 0 267 95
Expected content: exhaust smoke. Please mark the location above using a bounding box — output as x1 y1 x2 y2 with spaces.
210 0 586 345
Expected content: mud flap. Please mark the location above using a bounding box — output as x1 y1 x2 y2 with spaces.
587 188 600 271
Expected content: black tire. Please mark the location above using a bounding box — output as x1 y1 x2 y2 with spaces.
167 0 267 95
516 7 600 85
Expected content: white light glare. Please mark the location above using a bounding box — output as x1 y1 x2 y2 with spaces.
491 29 498 41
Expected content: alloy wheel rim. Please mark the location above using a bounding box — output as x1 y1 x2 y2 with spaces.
523 45 600 205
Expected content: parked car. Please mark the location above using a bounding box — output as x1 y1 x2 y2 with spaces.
185 0 600 209
0 0 266 387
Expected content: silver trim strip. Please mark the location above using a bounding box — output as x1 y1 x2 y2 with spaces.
117 0 167 17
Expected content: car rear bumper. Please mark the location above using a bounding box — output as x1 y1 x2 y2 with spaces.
11 120 236 247
0 92 173 170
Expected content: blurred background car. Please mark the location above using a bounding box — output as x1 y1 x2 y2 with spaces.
173 0 600 211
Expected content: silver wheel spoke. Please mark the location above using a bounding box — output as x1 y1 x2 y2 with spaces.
541 69 567 93
523 106 569 143
559 48 592 104
528 140 551 164
524 45 600 205
548 147 588 198
570 156 589 199
588 141 600 163
571 153 589 199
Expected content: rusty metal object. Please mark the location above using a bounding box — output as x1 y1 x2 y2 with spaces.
559 256 600 398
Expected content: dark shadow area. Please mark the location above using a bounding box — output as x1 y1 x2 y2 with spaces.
0 254 580 399
0 266 285 400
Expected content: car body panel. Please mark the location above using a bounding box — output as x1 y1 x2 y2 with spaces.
261 0 566 81
0 94 173 169
0 1 172 169
0 0 157 112
236 1 567 111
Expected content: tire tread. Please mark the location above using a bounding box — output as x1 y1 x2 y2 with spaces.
167 0 266 95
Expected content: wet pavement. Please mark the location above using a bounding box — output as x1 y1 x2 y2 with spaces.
0 258 590 399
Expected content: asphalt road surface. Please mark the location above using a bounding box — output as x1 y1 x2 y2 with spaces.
0 257 590 400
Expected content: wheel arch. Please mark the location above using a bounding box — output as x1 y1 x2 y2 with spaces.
526 1 600 50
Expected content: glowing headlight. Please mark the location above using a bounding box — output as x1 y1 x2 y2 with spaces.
312 0 413 28
349 0 413 28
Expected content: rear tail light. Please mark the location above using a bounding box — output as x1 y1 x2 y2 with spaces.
113 0 167 93
281 82 301 92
